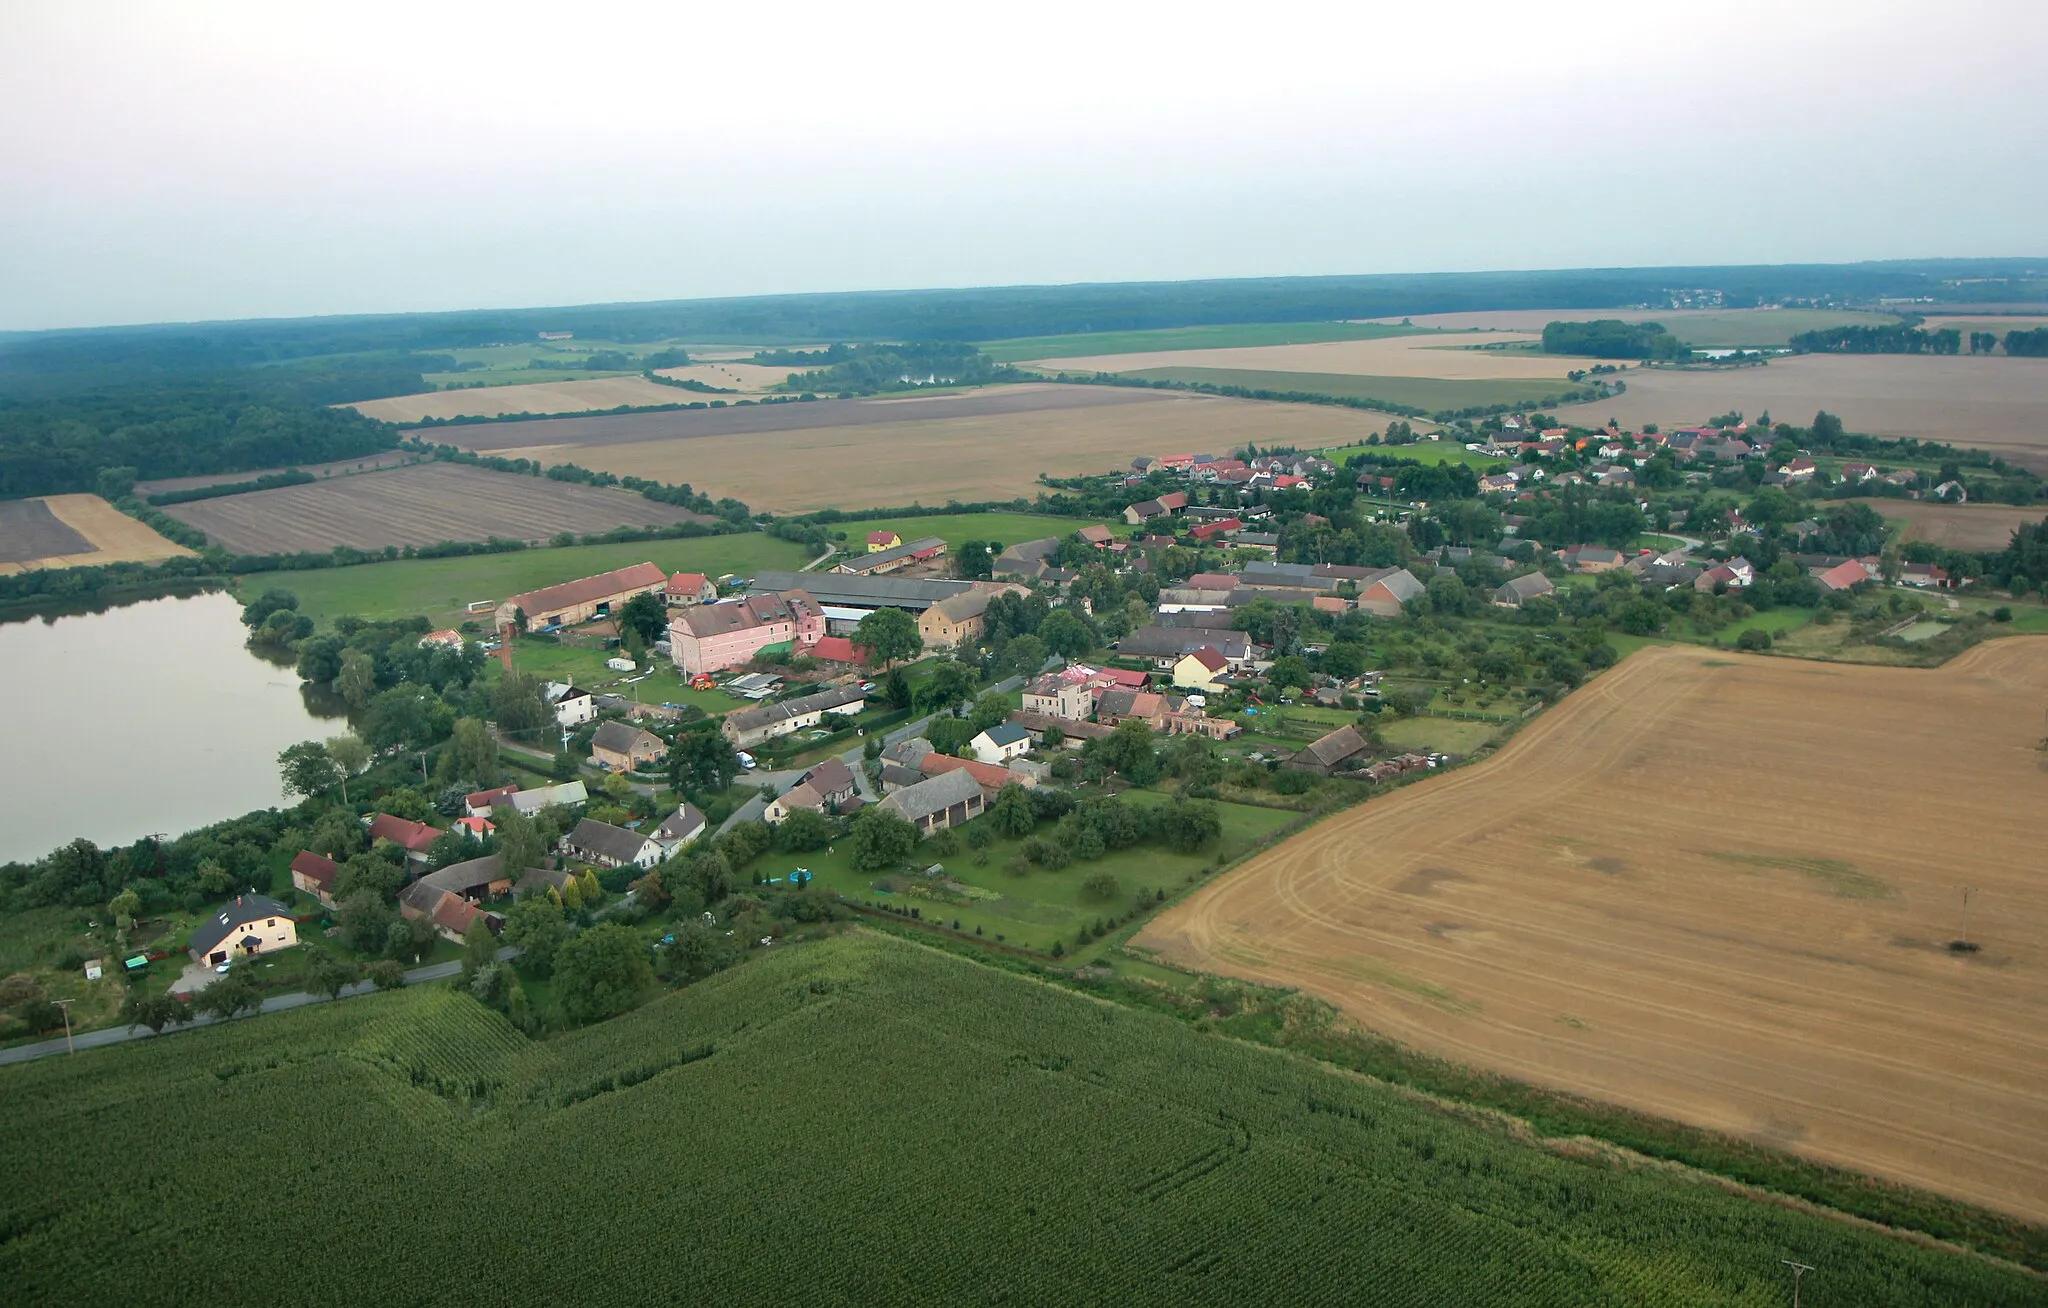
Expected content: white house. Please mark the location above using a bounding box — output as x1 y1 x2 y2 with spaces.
547 683 597 727
1171 647 1230 692
562 817 663 870
652 804 707 854
186 894 298 968
969 722 1034 766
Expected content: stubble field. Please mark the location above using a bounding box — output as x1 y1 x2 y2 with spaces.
435 384 1393 512
1137 640 2048 1222
1362 307 1904 348
0 494 195 574
1879 499 2047 551
1023 331 1584 380
1555 354 2048 469
159 462 712 555
349 376 690 423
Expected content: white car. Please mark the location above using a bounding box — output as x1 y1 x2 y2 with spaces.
213 962 231 975
736 751 757 770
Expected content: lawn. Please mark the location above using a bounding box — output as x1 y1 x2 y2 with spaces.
494 640 737 717
240 533 810 628
812 511 1115 554
1122 368 1594 414
980 321 1431 363
1318 441 1517 471
1379 715 1504 755
739 790 1298 956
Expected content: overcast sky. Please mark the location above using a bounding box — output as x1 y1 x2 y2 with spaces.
2 1 2043 331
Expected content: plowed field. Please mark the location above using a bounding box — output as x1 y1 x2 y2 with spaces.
1882 499 2048 551
159 462 711 554
0 494 194 574
1137 641 2048 1222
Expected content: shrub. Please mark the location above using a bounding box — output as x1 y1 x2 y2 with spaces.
1080 871 1120 902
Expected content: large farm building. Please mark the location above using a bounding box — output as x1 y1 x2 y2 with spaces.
496 562 666 632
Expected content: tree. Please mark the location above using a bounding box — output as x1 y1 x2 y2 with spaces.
854 606 922 668
577 868 602 906
1267 656 1312 693
1157 796 1222 852
337 891 395 954
773 807 834 853
669 726 740 796
618 591 668 646
1091 718 1161 783
955 539 994 579
969 690 1013 733
847 807 920 871
1081 871 1121 902
493 670 553 737
987 783 1037 839
336 648 378 712
1036 608 1097 660
1321 643 1366 680
926 717 976 756
915 660 980 713
493 808 546 879
120 990 193 1034
333 853 407 905
108 887 141 930
364 685 454 753
325 732 371 803
306 952 361 1000
1001 633 1049 677
385 914 438 965
553 923 653 1025
461 916 498 978
367 959 406 990
277 741 341 803
439 718 499 789
193 973 263 1021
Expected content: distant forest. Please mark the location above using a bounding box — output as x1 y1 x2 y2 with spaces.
1539 319 1687 360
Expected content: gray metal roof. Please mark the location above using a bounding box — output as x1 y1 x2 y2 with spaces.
878 767 984 823
566 818 657 865
748 570 974 611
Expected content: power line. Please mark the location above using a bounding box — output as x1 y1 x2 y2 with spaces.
1781 1259 1814 1308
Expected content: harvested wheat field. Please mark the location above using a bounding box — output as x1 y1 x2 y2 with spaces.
1881 499 2047 551
159 462 711 555
447 384 1390 512
1138 641 2048 1221
1024 332 1587 381
1556 354 2048 470
348 376 688 423
653 362 792 394
0 494 194 574
1363 307 1902 348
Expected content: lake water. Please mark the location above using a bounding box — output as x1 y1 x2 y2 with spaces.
0 592 346 865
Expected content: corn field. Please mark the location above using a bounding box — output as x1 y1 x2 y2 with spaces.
0 936 2035 1306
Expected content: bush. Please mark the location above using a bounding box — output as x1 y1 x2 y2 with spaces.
1735 628 1773 651
1080 871 1120 902
1270 769 1314 795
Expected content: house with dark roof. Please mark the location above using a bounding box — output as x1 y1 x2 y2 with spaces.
969 721 1033 765
1285 725 1374 777
289 852 340 908
188 894 297 967
653 803 707 853
879 767 987 834
562 818 664 870
591 721 665 772
1492 573 1555 608
765 758 860 823
721 685 867 748
1117 626 1253 670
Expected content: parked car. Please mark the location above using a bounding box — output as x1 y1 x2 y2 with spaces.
737 751 758 770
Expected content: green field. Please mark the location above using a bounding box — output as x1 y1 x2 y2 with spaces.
239 534 811 628
1318 441 1516 471
980 321 1431 363
1658 308 1903 348
418 339 689 389
815 511 1115 553
744 790 1296 956
1122 368 1594 414
1 933 2032 1306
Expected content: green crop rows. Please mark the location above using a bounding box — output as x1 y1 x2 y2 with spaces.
1 935 2033 1305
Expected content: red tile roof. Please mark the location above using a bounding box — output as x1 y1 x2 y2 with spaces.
918 752 1015 791
367 813 439 853
506 562 666 617
289 851 338 891
810 635 859 663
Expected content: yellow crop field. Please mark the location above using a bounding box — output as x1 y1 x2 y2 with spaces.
0 494 195 575
1137 641 2048 1222
1024 332 1586 381
348 376 688 423
1881 499 2046 552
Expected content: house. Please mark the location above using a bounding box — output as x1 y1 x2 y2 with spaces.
1096 688 1167 727
1492 573 1556 607
400 861 513 942
765 759 860 822
547 684 597 727
454 816 495 840
507 780 589 816
590 721 666 772
1122 491 1189 525
289 852 340 908
865 530 902 552
1076 524 1114 546
1781 457 1818 482
881 736 934 769
665 572 717 606
562 818 664 870
669 590 826 677
1172 646 1230 691
1814 560 1869 592
652 803 707 853
1157 706 1240 740
1285 725 1374 777
497 562 668 633
721 685 866 748
1022 672 1095 721
1118 626 1254 670
834 536 946 576
419 629 465 651
879 767 987 835
1901 562 1954 589
919 751 1034 795
1355 568 1426 618
879 761 927 791
465 784 518 818
745 571 979 629
1189 517 1243 543
918 591 994 652
1233 531 1280 553
992 537 1061 579
970 722 1034 765
1561 545 1624 573
366 813 439 863
1933 480 1968 503
1010 711 1114 745
188 894 297 967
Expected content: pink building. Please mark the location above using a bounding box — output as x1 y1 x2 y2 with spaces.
668 590 825 676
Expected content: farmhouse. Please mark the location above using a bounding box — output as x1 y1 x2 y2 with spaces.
668 590 825 677
590 721 665 772
879 768 987 835
809 635 860 664
920 751 1035 795
917 591 994 651
1354 568 1426 618
1096 688 1168 727
402 854 515 913
188 894 297 967
1814 560 1871 593
497 562 667 633
289 851 340 908
1011 710 1114 745
992 537 1061 580
1560 545 1624 574
562 818 664 871
1492 573 1556 607
721 685 867 748
865 530 901 552
1285 725 1374 777
970 722 1033 765
834 536 946 576
665 572 717 606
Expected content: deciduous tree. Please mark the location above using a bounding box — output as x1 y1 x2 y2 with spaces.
553 923 653 1025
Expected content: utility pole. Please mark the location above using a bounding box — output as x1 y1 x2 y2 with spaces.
52 998 75 1055
1958 885 1975 946
1781 1259 1814 1308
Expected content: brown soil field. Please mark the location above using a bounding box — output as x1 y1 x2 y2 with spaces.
447 384 1391 512
1137 640 2048 1222
1917 315 2048 336
158 462 711 555
1025 332 1592 381
1880 499 2047 551
1554 355 2048 471
136 452 424 495
347 376 688 423
0 494 194 574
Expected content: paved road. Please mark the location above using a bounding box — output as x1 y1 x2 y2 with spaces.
0 947 518 1068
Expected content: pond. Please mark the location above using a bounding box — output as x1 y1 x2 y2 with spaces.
0 592 346 865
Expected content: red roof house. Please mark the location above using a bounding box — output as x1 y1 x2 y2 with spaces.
810 635 860 664
918 752 1019 794
367 814 439 859
289 851 339 905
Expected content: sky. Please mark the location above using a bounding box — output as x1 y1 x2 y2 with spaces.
2 0 2044 331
